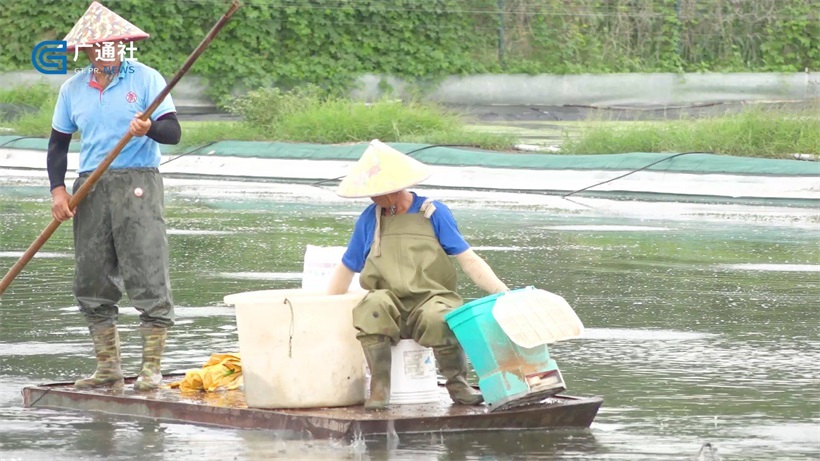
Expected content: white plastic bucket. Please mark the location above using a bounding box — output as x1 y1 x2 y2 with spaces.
387 339 439 404
224 289 367 409
301 245 363 292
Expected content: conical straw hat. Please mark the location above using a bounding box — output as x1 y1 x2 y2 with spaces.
337 140 432 198
63 1 149 52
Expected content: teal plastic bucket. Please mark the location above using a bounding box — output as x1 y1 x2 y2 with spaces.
445 289 562 409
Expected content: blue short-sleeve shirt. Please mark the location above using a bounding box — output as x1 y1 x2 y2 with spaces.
341 193 471 273
52 61 176 174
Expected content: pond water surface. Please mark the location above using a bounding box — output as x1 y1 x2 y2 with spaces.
1 174 818 460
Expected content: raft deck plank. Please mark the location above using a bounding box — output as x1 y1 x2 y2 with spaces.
22 375 602 439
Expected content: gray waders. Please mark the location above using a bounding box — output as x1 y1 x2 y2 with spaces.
71 168 173 391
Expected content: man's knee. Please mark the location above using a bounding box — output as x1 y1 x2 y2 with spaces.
353 290 401 340
353 290 398 317
412 301 458 348
415 307 447 330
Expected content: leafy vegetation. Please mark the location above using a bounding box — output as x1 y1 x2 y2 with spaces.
1 0 816 104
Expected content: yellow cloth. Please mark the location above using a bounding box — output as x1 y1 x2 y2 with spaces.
168 353 243 392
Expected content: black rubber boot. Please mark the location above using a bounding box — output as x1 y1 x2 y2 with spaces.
434 344 484 405
361 335 392 410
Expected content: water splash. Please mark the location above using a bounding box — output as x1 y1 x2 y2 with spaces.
347 423 367 455
386 419 400 451
692 442 721 461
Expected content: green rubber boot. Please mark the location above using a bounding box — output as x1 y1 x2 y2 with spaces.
434 345 484 405
361 335 392 410
74 324 124 390
133 325 167 392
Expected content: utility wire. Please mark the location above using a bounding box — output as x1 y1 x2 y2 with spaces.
311 145 712 201
0 136 733 202
159 141 219 166
0 136 38 149
562 151 706 198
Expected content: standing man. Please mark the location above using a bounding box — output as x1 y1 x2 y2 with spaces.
47 2 181 392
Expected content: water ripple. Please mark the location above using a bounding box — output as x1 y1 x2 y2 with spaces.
717 263 820 272
216 272 303 281
0 251 72 259
545 225 671 232
581 328 717 341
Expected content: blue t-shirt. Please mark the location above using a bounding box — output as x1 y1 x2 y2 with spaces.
52 61 176 174
341 193 470 273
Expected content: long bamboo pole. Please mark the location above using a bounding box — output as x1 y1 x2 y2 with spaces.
0 0 241 296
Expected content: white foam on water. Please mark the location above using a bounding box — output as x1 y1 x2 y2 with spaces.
737 422 820 445
55 306 234 317
582 328 716 341
115 306 236 317
0 342 83 356
166 229 236 236
328 212 362 216
0 251 72 259
217 272 302 281
718 263 820 272
472 246 526 251
545 225 671 232
174 307 237 318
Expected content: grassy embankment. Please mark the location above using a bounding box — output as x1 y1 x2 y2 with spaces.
1 83 817 158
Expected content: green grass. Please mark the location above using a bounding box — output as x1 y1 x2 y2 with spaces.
5 108 55 137
179 121 266 146
0 82 55 107
0 83 59 137
3 84 817 158
179 120 516 151
562 107 820 158
222 86 516 149
1 84 516 151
